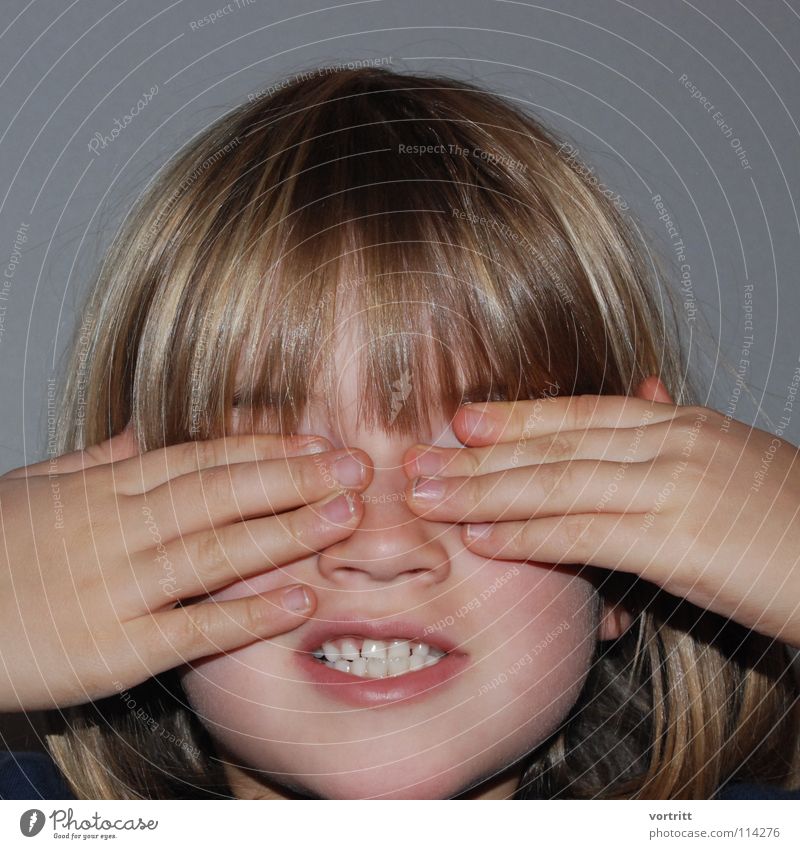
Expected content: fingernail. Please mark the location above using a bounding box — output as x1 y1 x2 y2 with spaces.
332 452 365 487
413 446 444 476
282 584 313 612
411 476 446 502
460 407 491 439
320 491 356 522
465 523 493 541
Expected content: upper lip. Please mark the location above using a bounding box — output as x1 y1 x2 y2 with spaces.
296 615 463 656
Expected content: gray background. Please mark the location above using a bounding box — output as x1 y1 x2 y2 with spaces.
1 0 800 467
0 1 799 744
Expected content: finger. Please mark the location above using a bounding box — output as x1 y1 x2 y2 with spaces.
405 459 661 522
452 394 681 447
4 420 139 478
132 448 372 541
123 583 317 675
635 375 674 404
403 420 671 479
132 490 360 605
115 433 332 493
461 513 657 576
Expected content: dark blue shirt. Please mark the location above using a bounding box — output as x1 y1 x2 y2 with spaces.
0 751 74 799
1 750 799 799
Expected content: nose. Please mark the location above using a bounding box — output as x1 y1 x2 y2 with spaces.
316 462 452 588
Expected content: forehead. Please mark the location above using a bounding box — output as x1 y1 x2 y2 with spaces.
235 308 459 444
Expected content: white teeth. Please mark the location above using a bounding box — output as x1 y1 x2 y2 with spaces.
367 658 388 678
322 641 341 663
340 638 360 662
361 639 387 660
350 657 368 677
312 635 447 679
388 639 410 660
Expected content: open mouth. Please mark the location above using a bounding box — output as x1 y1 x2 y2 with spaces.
311 636 446 679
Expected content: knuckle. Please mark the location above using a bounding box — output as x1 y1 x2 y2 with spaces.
565 394 596 431
176 604 218 650
196 465 234 508
294 454 327 497
508 402 530 436
288 434 332 455
460 450 482 476
240 594 277 633
540 432 575 462
509 519 535 552
279 505 304 541
511 399 546 439
191 437 219 469
289 503 323 546
529 460 564 500
559 514 591 551
470 470 496 509
190 531 231 586
179 438 217 472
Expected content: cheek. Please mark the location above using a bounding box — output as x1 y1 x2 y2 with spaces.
464 563 597 713
179 562 598 799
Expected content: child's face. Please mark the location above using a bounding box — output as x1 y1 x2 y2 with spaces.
180 323 601 800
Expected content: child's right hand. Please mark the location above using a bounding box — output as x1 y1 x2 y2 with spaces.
0 427 371 712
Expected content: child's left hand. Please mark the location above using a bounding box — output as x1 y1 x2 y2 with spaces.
403 377 800 648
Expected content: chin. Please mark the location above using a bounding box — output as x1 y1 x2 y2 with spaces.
209 704 575 800
227 755 512 799
273 771 478 800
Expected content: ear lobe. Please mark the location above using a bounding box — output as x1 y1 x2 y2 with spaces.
597 600 634 642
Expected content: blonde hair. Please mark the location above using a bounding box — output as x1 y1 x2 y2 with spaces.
46 65 799 799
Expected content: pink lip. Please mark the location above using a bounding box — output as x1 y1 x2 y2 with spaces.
294 616 470 707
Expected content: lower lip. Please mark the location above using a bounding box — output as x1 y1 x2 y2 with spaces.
294 650 471 708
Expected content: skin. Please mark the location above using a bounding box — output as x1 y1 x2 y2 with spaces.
403 377 800 649
3 365 792 796
179 320 625 800
0 368 620 800
0 428 372 711
189 370 800 798
183 457 603 799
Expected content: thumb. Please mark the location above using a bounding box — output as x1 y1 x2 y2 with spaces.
634 375 674 405
4 420 139 478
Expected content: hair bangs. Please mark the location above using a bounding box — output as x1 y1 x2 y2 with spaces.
222 80 573 439
229 188 564 440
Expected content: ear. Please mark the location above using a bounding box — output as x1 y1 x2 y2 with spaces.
634 375 674 404
597 599 634 642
